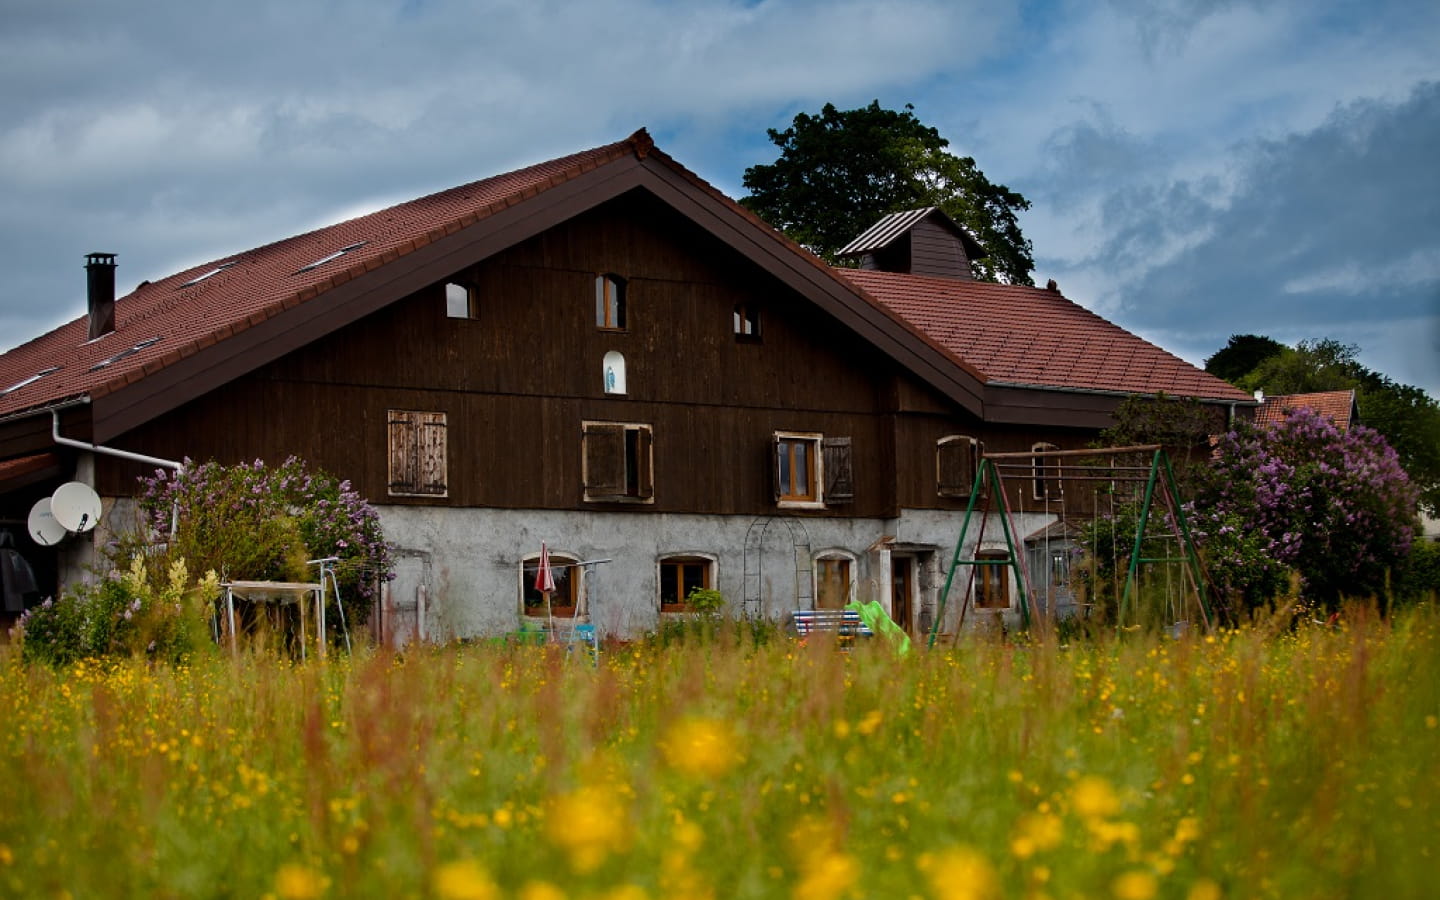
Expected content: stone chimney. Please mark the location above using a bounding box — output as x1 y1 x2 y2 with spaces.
85 252 117 340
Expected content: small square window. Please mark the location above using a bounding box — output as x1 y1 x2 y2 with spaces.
937 436 983 498
522 554 580 617
583 421 653 501
446 282 478 319
659 556 715 611
733 303 761 340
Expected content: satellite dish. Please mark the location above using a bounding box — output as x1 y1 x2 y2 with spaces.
27 498 68 547
52 482 103 533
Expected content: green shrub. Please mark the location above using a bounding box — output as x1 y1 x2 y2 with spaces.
20 557 219 667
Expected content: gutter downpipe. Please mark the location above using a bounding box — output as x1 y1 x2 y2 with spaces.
51 401 185 535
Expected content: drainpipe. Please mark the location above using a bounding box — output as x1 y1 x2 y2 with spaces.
52 404 185 534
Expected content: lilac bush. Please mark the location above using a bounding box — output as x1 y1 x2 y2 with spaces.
139 457 393 625
1190 407 1419 611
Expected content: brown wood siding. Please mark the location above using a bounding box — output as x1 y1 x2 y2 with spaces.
908 219 972 280
890 412 1105 517
93 192 903 518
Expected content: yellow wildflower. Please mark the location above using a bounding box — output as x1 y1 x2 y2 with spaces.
518 881 567 900
1010 812 1064 858
274 863 326 900
548 784 629 872
1112 870 1158 900
662 717 741 778
918 846 999 900
433 859 499 900
1071 776 1121 820
1186 878 1223 900
793 850 860 900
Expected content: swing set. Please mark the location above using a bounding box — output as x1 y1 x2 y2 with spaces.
928 444 1213 647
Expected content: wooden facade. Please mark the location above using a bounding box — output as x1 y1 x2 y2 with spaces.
87 191 1108 523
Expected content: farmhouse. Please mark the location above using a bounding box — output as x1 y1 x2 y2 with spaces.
0 130 1254 641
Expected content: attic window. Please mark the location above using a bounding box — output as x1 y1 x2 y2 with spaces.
296 241 367 274
178 262 238 288
0 366 60 396
89 337 161 372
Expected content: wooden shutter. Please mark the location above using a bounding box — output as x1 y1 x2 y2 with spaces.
634 426 654 499
822 436 853 504
936 437 974 497
771 435 783 501
388 410 418 494
584 424 627 496
389 410 446 497
417 412 447 496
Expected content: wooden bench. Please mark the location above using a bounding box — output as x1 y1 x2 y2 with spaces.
788 609 874 647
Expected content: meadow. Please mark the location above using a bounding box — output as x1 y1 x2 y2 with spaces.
1 608 1437 900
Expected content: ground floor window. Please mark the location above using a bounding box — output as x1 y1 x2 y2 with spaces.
976 550 1010 608
815 554 854 609
522 553 580 617
659 555 715 611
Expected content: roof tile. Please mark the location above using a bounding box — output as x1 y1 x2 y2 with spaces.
836 269 1252 402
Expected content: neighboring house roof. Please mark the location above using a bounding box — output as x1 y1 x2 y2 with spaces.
1253 390 1359 430
0 129 1249 442
837 207 986 262
837 269 1253 402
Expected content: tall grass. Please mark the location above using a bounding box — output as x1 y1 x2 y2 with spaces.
1 607 1437 899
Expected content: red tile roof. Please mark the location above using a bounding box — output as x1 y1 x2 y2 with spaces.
1253 390 1358 430
836 269 1253 402
0 128 1250 433
0 135 643 419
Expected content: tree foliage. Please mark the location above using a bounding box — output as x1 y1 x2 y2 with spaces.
740 101 1035 285
1203 334 1285 384
1207 336 1440 516
137 457 393 628
1189 408 1419 612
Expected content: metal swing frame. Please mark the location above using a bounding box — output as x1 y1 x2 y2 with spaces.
929 445 1212 647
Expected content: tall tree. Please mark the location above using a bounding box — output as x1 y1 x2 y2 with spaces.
740 101 1035 285
1203 334 1285 384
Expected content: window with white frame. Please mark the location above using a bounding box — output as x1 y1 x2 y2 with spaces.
445 281 478 319
774 432 852 506
583 421 653 501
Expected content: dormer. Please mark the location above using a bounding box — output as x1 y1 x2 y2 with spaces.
837 208 987 280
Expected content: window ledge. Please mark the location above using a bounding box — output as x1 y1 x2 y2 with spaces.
777 499 824 511
583 494 655 505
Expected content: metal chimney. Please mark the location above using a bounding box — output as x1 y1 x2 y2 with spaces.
85 252 117 340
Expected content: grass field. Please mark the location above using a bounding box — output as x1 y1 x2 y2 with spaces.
2 607 1437 900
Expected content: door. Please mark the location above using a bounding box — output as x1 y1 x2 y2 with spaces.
891 556 914 633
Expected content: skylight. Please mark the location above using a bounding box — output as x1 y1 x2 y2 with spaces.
296 241 367 274
178 261 238 288
0 366 60 397
89 337 161 372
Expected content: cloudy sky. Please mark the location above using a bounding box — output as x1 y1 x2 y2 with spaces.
2 0 1437 396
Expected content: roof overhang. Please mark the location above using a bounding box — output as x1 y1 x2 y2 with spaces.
87 149 989 441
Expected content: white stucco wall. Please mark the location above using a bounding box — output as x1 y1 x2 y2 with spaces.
376 505 1061 642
